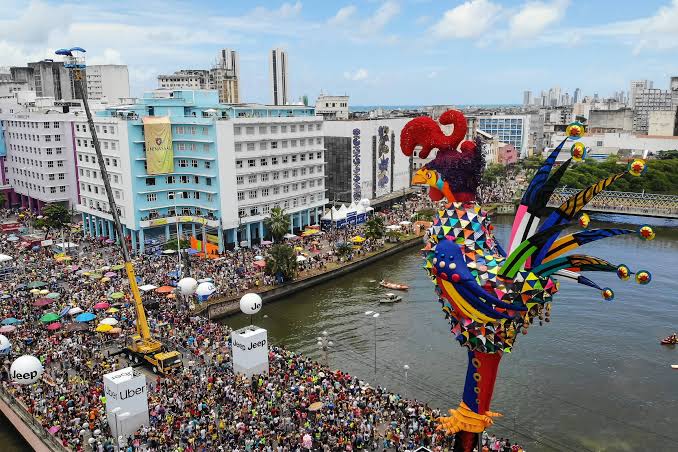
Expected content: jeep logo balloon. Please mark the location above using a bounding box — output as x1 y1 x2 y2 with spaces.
10 355 44 385
240 293 262 315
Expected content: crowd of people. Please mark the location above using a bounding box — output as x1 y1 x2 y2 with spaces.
0 196 525 451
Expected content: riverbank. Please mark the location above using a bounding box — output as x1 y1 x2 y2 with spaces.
196 235 425 320
0 386 64 452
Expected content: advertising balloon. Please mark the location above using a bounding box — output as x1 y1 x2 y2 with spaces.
177 277 198 296
240 293 262 315
10 355 43 384
0 334 10 354
195 282 216 302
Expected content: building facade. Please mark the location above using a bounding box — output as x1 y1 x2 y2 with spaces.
27 61 78 100
315 95 349 120
629 80 652 108
323 118 413 205
77 90 326 253
588 108 633 133
86 65 130 102
210 49 240 104
633 88 673 134
476 115 532 158
270 48 288 106
158 70 210 90
648 109 678 136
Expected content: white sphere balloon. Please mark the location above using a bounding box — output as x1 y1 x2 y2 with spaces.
0 334 10 354
10 355 43 385
195 282 216 301
177 277 198 296
240 293 262 315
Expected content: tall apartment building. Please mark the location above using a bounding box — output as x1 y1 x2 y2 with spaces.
76 90 326 254
633 88 673 134
210 48 240 103
27 60 79 100
629 80 653 108
86 65 130 102
158 70 210 90
573 88 581 104
270 48 288 106
523 90 533 106
315 95 349 120
476 115 533 158
0 109 78 210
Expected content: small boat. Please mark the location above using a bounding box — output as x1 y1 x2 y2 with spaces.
671 365 678 369
380 280 409 291
379 293 402 304
661 333 678 345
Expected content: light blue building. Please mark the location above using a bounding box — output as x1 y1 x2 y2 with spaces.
75 90 327 254
477 115 531 158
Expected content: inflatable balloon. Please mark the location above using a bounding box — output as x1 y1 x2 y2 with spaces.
401 109 656 451
177 277 198 296
0 334 10 355
240 293 263 315
10 355 43 384
195 282 216 302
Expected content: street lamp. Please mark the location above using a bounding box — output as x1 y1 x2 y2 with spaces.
365 311 380 383
316 330 334 368
403 364 409 399
237 210 246 268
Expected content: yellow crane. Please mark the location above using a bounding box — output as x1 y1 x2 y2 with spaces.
58 47 181 374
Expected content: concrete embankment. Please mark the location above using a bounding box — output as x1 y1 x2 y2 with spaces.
201 237 425 321
0 386 66 452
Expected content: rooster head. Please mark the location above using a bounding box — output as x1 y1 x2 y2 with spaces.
412 166 448 202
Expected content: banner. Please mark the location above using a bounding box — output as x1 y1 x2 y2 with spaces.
142 116 174 175
103 367 149 443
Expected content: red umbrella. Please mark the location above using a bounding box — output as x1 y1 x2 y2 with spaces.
93 302 110 310
46 322 62 331
155 286 174 294
33 298 53 307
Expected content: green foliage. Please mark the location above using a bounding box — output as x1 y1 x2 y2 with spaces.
364 215 385 240
386 229 402 242
481 163 508 185
265 244 298 281
657 150 678 160
264 207 290 242
163 238 191 250
558 157 678 195
412 208 435 222
0 191 6 208
34 203 71 237
335 242 353 258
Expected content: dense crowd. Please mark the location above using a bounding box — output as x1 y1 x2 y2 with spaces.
0 197 525 451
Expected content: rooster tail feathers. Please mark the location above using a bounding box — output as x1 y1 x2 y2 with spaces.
542 228 636 263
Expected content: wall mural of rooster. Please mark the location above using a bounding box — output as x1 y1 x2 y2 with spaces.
400 110 654 452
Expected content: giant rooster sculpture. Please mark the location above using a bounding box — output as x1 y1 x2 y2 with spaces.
401 110 654 451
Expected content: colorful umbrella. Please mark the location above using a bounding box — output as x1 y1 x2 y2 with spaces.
64 323 88 332
104 272 116 278
39 289 49 295
46 293 61 299
48 425 61 434
26 281 47 288
75 312 96 323
46 322 62 331
33 298 53 307
1 318 20 325
111 264 124 271
100 266 111 271
155 286 174 294
59 307 71 317
90 273 102 279
100 277 111 283
99 317 118 326
107 327 122 334
0 325 16 333
106 307 119 314
40 313 60 323
110 292 124 300
93 302 110 310
0 294 10 299
95 324 113 333
68 307 83 315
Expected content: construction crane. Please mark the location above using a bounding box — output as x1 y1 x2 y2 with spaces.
56 47 182 374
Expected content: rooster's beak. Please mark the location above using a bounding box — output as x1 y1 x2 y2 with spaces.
411 169 427 185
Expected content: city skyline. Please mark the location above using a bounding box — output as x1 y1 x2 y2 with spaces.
0 0 677 105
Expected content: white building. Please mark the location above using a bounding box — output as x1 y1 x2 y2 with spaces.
633 88 673 135
629 80 652 108
0 110 78 210
548 132 678 162
270 48 288 106
86 65 130 103
158 71 209 90
648 109 677 136
315 95 349 120
323 118 414 205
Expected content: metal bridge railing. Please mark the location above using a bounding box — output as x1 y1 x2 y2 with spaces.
547 189 678 217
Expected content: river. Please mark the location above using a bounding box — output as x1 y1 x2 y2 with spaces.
2 214 676 451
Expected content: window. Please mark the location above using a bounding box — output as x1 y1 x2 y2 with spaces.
234 126 241 135
300 153 306 161
316 137 322 145
270 125 278 133
204 161 211 169
206 177 212 186
261 173 269 182
291 155 297 163
248 175 257 183
191 160 198 168
280 125 287 133
291 139 297 147
59 186 66 193
248 190 257 199
271 141 278 149
317 152 322 159
271 157 278 165
166 176 175 184
260 158 268 166
47 161 54 168
147 193 157 202
48 174 55 181
146 177 156 186
283 170 289 178
46 148 53 155
111 142 116 150
259 142 267 150
292 170 298 177
272 171 279 180
282 141 288 148
45 135 51 142
309 153 314 160
282 156 288 164
273 187 280 194
259 126 267 134
283 185 289 193
178 159 188 168
246 126 254 135
50 187 56 194
236 160 243 169
202 127 208 136
44 122 50 129
290 125 297 132
299 124 305 131
247 143 255 151
237 176 244 185
235 143 242 152
180 175 190 184
262 188 269 196
301 168 307 176
596 140 603 147
248 159 255 167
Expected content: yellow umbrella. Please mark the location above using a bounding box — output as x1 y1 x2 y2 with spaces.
106 307 119 314
351 236 366 243
39 289 49 295
95 324 113 333
82 272 91 277
294 246 303 251
301 229 319 237
30 288 40 294
100 277 110 283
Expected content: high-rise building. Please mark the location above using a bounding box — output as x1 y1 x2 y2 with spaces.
11 61 80 100
270 48 288 106
573 88 581 104
210 48 240 104
158 70 210 90
633 88 673 134
671 76 678 107
629 80 653 108
86 65 130 103
523 90 533 106
476 115 533 158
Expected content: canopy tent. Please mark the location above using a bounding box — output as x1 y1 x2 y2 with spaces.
320 199 373 230
139 284 158 292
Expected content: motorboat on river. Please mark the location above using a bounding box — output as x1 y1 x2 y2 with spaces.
380 280 409 291
379 293 402 304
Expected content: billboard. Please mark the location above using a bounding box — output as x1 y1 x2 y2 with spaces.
231 326 269 378
143 116 174 174
103 367 149 442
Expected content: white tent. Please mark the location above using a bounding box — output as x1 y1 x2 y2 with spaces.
139 284 158 292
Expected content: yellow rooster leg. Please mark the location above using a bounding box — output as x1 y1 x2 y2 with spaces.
436 401 502 434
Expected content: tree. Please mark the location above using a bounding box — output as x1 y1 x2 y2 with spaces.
412 208 435 222
34 203 71 238
335 242 353 259
364 215 385 240
386 229 402 243
265 244 298 282
264 207 291 242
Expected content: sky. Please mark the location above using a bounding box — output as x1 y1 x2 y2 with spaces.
1 0 677 105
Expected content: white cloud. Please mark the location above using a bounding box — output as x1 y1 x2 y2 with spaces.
344 68 369 81
431 0 502 39
329 5 356 25
508 0 569 39
0 0 71 44
360 1 400 34
427 71 438 79
88 48 124 65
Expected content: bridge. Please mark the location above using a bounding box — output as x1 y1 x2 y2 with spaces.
547 188 678 219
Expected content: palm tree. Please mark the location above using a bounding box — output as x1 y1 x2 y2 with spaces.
265 244 298 282
364 215 385 240
335 242 353 259
264 207 291 242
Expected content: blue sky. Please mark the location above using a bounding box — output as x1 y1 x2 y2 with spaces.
1 0 677 105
